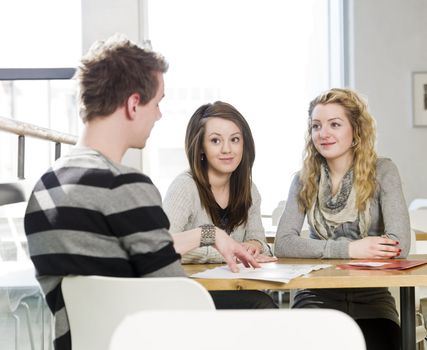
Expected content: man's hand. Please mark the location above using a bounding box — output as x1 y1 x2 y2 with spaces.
214 229 261 272
349 236 400 259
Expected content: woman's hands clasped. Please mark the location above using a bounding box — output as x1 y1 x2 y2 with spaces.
348 236 401 259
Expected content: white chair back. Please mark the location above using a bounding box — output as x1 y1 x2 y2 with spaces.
409 209 427 233
0 181 29 261
61 276 214 350
409 198 427 211
0 261 40 350
272 200 286 226
110 309 366 350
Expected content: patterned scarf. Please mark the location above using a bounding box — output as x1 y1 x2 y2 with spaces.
307 162 371 239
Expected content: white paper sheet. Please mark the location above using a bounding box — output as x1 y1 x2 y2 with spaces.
191 263 332 283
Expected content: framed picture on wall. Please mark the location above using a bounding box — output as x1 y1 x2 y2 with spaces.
412 72 427 127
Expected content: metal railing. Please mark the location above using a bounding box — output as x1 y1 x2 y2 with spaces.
0 67 78 179
0 116 77 179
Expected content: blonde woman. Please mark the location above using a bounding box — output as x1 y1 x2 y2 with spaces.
274 88 410 350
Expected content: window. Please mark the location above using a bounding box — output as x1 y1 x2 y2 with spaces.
146 0 342 214
0 0 81 181
0 1 81 68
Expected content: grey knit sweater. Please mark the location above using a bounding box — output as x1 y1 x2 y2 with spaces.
163 172 271 263
273 158 411 324
274 158 411 258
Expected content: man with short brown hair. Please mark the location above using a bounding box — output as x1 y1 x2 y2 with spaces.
25 35 259 350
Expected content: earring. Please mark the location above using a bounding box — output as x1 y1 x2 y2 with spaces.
351 140 358 147
201 153 205 161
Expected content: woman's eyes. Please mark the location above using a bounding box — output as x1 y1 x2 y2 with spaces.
312 122 341 130
209 137 240 144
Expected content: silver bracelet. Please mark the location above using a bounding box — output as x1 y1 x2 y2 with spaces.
199 224 216 247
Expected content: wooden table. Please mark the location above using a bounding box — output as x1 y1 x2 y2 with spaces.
184 255 427 350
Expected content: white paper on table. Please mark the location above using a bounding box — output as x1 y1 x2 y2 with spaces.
191 263 332 283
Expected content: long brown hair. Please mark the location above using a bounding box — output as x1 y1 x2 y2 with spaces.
299 88 377 211
185 101 255 232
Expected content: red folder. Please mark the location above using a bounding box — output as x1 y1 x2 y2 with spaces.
336 259 427 270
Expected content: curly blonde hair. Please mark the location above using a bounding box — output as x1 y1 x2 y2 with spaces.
298 88 377 211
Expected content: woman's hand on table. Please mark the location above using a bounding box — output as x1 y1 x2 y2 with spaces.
241 240 263 258
214 229 261 272
255 254 278 263
240 240 277 262
348 236 400 259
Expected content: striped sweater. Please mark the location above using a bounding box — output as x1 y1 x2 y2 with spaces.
24 147 185 350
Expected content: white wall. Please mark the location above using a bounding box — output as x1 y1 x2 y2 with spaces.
79 0 427 198
81 0 147 170
349 0 427 204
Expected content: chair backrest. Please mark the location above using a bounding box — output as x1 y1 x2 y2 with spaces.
0 181 28 261
0 182 26 206
110 309 366 350
61 276 215 350
409 198 427 211
271 200 286 226
409 209 427 233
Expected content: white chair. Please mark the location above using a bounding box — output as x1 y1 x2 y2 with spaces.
0 182 26 206
110 309 366 350
0 261 40 350
0 292 38 350
410 209 427 234
61 276 215 350
0 181 28 261
0 181 38 350
272 200 286 226
409 199 427 211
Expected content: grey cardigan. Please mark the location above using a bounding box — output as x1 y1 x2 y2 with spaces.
163 172 270 263
274 158 411 259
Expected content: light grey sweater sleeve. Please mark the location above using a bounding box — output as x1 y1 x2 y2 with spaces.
274 174 350 258
163 173 271 262
163 173 194 234
163 173 224 263
376 158 411 257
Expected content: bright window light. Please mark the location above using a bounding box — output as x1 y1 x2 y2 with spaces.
147 0 339 215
